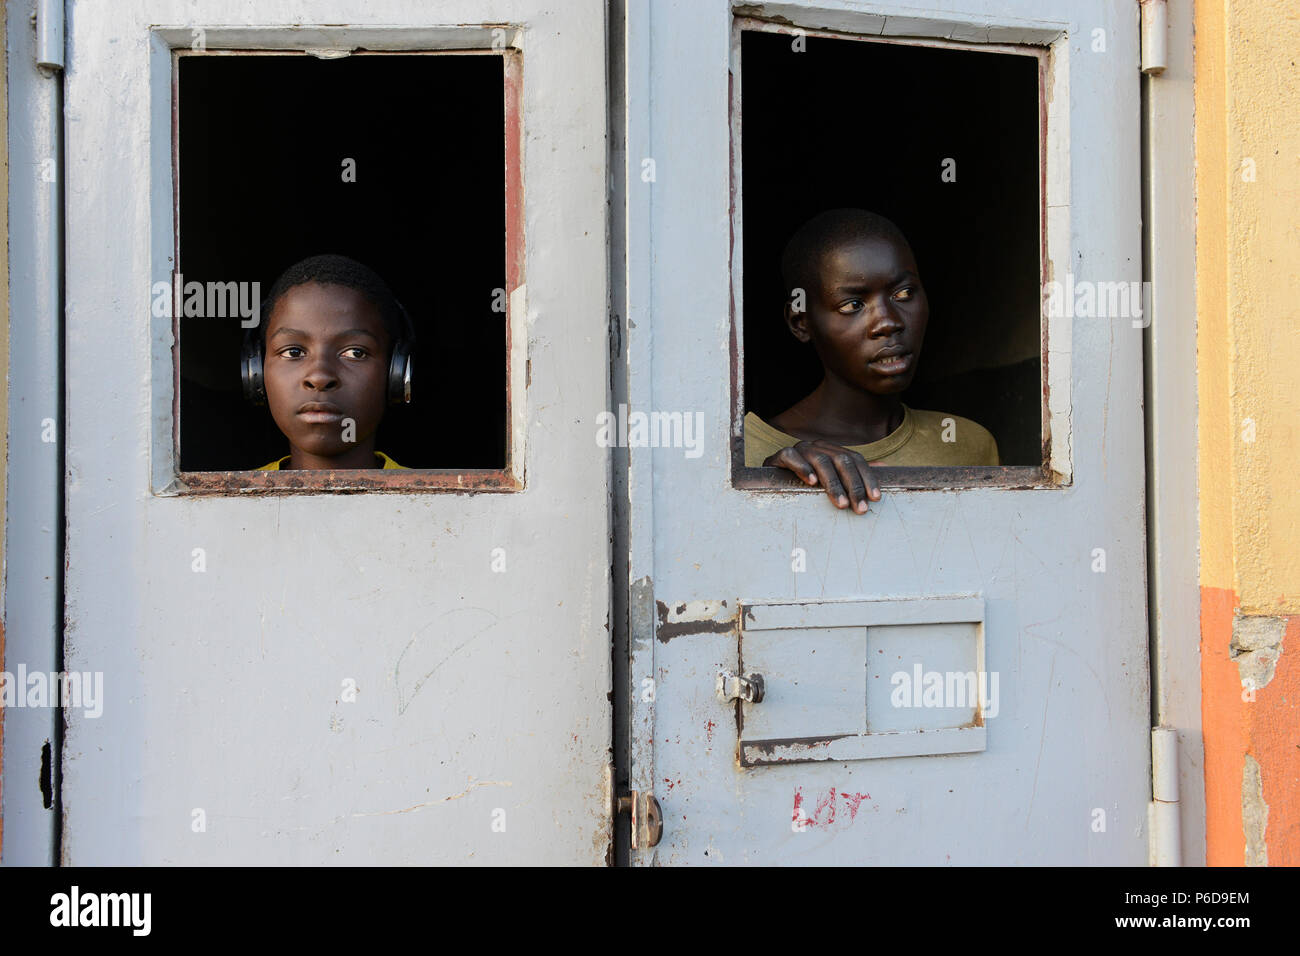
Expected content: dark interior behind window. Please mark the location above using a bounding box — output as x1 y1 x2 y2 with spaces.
741 30 1041 466
178 53 506 471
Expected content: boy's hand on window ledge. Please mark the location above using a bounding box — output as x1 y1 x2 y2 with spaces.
762 441 882 514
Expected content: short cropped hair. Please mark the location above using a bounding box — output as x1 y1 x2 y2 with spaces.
260 254 406 349
780 209 913 300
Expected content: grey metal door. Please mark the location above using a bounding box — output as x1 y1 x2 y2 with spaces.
60 0 611 864
623 0 1149 864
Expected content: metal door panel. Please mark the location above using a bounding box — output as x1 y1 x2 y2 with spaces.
62 0 611 864
624 0 1147 865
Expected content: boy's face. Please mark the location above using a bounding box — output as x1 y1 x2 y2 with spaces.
263 282 391 462
788 234 928 395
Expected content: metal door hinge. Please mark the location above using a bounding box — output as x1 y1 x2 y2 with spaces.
1148 726 1182 866
717 670 765 704
616 790 663 849
1140 0 1168 75
36 0 65 72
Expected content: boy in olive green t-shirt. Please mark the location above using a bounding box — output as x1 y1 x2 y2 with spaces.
745 209 998 512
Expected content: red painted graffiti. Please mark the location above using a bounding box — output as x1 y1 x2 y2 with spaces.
792 786 873 828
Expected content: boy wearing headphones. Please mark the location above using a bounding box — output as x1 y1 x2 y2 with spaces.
243 254 412 470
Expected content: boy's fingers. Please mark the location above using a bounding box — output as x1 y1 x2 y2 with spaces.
806 453 849 508
768 448 818 485
829 451 870 513
858 459 882 502
768 444 874 512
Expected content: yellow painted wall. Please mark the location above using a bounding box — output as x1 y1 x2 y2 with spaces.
1198 0 1300 612
1224 1 1300 613
1197 0 1300 865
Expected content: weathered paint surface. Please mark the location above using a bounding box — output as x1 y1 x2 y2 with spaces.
1141 0 1203 865
3 0 64 865
0 0 8 860
1195 0 1300 865
625 0 1150 864
1200 589 1300 865
59 0 611 864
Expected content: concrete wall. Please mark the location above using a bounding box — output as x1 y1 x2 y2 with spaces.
1196 0 1300 866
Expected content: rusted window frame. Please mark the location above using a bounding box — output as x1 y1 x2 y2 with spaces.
728 15 1066 493
165 44 525 495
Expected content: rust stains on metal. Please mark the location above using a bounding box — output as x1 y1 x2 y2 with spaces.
740 734 853 768
654 599 738 642
176 468 522 495
502 48 525 484
1036 46 1059 482
732 7 798 27
727 49 746 483
734 464 1054 492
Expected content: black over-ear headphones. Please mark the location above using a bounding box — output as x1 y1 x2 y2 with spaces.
241 297 415 407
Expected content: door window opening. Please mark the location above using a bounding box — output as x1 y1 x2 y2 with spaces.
731 21 1056 491
172 50 522 492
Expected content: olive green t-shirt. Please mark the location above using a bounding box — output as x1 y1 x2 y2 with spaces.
744 405 999 467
